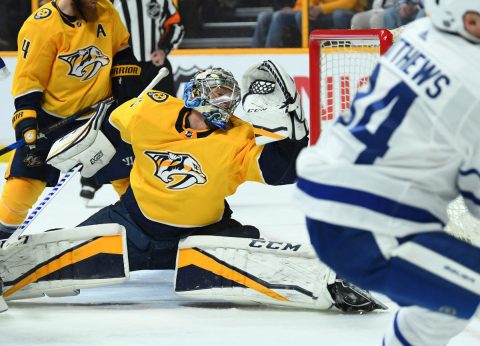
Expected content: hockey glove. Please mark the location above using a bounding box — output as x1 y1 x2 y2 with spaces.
241 60 308 145
12 109 38 148
111 47 142 105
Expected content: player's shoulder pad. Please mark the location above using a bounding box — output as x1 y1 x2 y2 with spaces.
145 90 170 103
23 2 58 35
33 7 53 20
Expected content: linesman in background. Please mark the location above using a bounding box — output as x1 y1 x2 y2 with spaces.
80 0 185 202
112 0 184 95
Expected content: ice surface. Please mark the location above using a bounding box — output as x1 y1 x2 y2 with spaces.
0 164 478 346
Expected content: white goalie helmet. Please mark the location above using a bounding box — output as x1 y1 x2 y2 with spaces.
183 67 241 130
424 0 480 43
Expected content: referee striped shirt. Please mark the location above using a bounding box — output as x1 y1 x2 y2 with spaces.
112 0 184 62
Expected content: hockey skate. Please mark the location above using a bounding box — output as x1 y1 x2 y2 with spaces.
327 278 388 313
80 176 103 207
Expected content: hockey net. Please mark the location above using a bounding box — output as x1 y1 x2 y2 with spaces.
309 29 480 246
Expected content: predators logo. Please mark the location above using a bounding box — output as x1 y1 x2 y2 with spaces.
147 91 169 103
145 151 207 190
59 46 110 81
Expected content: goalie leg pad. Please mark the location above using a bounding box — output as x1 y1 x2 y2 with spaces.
174 235 336 310
0 279 7 312
0 224 129 301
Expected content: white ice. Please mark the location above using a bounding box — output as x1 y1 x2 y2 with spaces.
0 164 478 346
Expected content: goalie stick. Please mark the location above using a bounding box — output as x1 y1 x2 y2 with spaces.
1 67 170 249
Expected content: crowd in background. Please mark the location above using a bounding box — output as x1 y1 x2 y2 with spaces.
0 0 425 51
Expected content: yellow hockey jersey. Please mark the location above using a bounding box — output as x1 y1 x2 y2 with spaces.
109 92 266 228
12 0 130 118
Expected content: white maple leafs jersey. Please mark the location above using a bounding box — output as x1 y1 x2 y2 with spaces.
295 18 480 237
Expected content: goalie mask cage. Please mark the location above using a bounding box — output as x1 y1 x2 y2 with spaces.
308 29 480 246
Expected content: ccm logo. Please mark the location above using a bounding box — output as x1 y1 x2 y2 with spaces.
249 239 301 251
90 151 104 165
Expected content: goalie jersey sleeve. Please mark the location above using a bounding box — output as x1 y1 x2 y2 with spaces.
12 0 130 117
295 18 480 238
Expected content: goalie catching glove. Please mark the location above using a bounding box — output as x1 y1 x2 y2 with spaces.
46 100 115 178
241 60 308 145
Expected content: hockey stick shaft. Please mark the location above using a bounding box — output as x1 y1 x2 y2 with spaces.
0 96 115 157
2 67 170 247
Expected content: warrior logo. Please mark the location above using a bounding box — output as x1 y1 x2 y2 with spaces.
145 151 207 190
59 46 110 81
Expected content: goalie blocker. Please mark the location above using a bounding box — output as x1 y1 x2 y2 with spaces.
175 236 387 312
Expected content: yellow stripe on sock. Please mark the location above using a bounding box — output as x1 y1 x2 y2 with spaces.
4 235 123 298
178 248 289 302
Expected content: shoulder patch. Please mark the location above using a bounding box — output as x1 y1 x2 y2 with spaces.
34 8 52 20
147 91 169 103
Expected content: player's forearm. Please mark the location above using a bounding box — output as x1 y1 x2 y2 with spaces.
259 136 308 185
159 23 184 54
13 92 43 112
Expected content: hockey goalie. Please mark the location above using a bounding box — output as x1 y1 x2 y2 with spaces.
0 60 386 313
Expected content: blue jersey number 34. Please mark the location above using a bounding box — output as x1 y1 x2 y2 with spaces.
338 64 418 164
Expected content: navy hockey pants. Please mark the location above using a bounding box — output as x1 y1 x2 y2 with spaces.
306 218 480 319
79 201 259 271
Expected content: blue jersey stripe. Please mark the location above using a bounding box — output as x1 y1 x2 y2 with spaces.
459 189 480 206
393 312 413 346
297 177 444 225
459 168 480 178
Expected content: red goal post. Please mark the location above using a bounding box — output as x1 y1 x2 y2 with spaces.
309 29 394 144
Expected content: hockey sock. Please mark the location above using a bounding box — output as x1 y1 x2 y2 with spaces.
0 177 46 226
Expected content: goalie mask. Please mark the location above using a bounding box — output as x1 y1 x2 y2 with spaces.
183 68 241 130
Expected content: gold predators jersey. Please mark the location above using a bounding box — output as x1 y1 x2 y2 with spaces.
12 0 130 118
109 91 266 227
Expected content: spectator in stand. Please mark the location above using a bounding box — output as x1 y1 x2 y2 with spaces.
308 0 368 31
330 0 371 29
251 0 300 48
351 0 395 29
383 0 424 29
253 0 367 48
